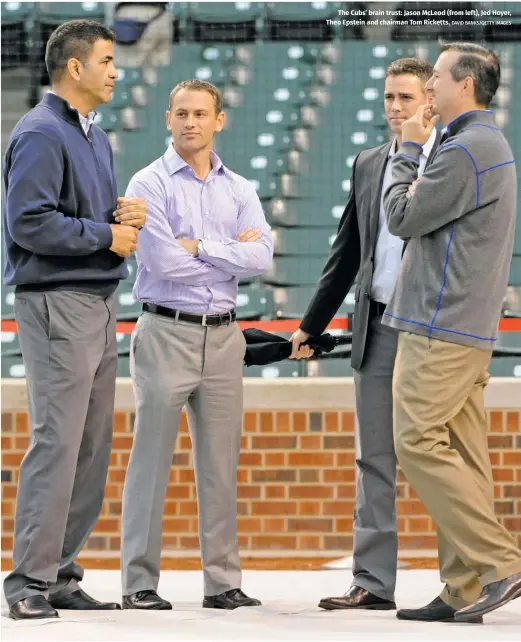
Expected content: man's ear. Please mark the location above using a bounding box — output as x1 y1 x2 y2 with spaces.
215 111 225 133
66 57 82 81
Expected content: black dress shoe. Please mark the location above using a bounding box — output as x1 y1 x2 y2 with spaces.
49 588 121 610
319 585 396 611
397 596 482 623
9 595 59 620
122 590 172 610
203 588 262 610
455 571 521 621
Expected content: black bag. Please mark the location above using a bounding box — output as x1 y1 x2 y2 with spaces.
112 5 166 45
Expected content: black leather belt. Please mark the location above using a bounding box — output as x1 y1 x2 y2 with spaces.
370 300 387 316
143 303 236 326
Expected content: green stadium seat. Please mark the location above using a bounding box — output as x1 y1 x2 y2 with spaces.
1 286 16 320
271 285 355 319
37 2 106 23
263 256 331 286
236 285 273 320
1 355 26 378
272 226 337 256
117 356 131 377
488 357 521 377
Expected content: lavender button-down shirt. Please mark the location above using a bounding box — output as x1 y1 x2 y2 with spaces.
126 145 274 314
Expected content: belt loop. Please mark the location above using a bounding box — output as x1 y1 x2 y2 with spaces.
201 314 207 327
174 310 180 324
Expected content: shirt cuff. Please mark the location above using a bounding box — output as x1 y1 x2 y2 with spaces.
96 223 114 250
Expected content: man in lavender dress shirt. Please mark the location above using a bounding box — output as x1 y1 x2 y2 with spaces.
121 80 273 610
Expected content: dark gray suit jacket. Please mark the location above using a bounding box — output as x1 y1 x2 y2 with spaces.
300 130 441 370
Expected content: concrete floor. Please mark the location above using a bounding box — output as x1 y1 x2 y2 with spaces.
2 569 520 641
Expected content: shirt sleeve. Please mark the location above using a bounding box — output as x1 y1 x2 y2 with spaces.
197 181 274 277
6 131 113 255
127 173 233 286
384 141 478 238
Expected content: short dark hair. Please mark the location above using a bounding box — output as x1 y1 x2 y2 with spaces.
45 19 115 81
385 58 434 84
169 80 223 115
440 42 500 107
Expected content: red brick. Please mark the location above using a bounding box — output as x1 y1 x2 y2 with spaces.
251 535 297 549
288 452 334 467
2 518 14 532
165 486 190 499
265 486 286 499
251 501 297 515
103 485 120 499
239 453 262 466
325 412 339 432
298 501 321 516
488 435 513 449
323 469 355 483
163 501 179 515
244 412 258 432
288 518 333 532
179 469 195 483
408 518 431 533
298 535 321 549
289 486 334 499
179 413 189 433
337 485 356 499
503 485 521 498
300 435 322 449
238 518 262 533
399 535 438 549
237 469 249 483
179 501 198 516
179 436 192 450
276 412 290 432
113 412 127 433
489 411 504 432
2 453 23 466
506 412 520 432
15 413 29 434
489 452 501 465
492 467 514 482
262 518 286 533
1 501 13 516
299 469 320 483
108 501 122 516
501 516 521 530
504 452 521 466
324 436 355 449
163 518 191 532
252 469 295 482
260 413 274 432
323 501 355 516
2 485 17 499
341 412 355 433
398 500 428 515
180 536 200 548
324 535 353 550
336 518 354 531
1 413 13 432
494 500 514 515
93 519 119 532
109 537 121 551
1 436 12 449
252 436 296 449
292 412 307 432
336 453 355 466
238 485 261 499
264 453 286 466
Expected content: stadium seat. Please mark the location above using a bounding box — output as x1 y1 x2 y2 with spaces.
37 2 106 23
1 287 16 320
265 2 340 40
188 1 261 42
272 226 337 256
236 285 273 320
305 356 353 377
0 2 33 68
243 361 303 378
271 285 355 318
263 256 333 286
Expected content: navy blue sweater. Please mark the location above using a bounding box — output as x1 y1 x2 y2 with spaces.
3 92 127 293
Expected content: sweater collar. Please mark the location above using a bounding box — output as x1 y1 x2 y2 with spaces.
445 109 495 136
40 92 96 130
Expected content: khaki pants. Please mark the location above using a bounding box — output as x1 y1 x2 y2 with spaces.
393 332 521 609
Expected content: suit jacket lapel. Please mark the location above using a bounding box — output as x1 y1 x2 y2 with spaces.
370 141 392 253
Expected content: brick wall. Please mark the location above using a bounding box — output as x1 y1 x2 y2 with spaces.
2 407 520 554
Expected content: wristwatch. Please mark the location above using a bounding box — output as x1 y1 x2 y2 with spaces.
196 239 204 257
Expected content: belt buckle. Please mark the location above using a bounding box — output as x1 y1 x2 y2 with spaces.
201 314 208 326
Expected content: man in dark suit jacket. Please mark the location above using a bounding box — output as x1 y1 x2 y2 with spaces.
291 58 441 611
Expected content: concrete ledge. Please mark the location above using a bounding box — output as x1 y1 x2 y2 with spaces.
2 377 521 411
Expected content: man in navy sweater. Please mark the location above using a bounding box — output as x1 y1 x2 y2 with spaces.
2 20 145 620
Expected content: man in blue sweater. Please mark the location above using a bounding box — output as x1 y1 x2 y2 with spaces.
2 20 146 620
